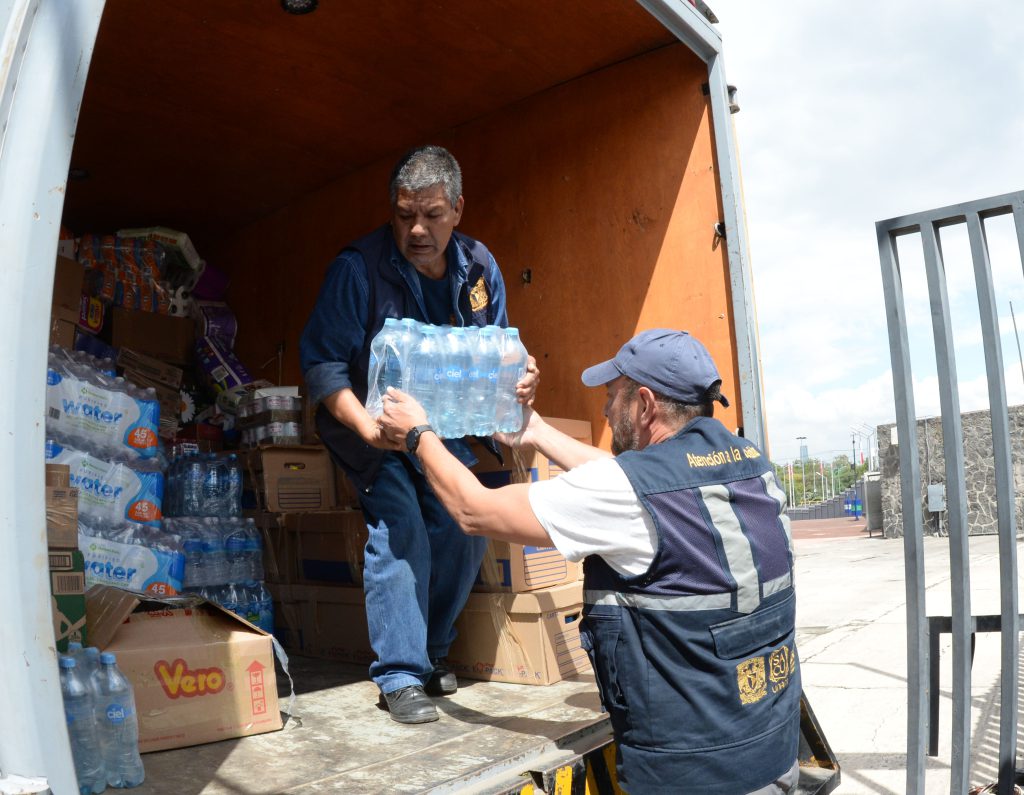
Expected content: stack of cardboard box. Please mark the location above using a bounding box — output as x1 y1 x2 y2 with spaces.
266 418 593 686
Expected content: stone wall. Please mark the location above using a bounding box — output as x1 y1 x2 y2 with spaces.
879 406 1024 538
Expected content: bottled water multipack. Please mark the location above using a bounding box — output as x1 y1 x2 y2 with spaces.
46 438 164 527
79 518 186 596
365 318 530 439
45 345 160 461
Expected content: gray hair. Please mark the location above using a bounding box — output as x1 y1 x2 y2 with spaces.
389 145 463 208
623 378 721 424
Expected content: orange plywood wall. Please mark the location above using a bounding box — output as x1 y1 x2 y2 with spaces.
211 43 740 450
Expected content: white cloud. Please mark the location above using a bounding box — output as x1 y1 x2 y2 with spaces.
715 1 1024 464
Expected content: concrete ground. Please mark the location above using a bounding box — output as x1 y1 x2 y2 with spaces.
792 517 1021 794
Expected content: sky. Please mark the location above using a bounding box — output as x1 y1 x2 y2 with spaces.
711 1 1024 467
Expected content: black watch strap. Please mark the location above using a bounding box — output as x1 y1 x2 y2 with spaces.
406 424 435 453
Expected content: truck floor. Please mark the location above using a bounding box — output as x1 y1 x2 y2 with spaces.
130 654 608 794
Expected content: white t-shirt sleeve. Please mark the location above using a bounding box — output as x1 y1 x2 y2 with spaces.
527 457 657 578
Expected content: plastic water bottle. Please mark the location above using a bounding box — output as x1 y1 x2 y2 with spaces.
244 518 264 581
495 328 529 433
469 326 502 435
397 318 422 390
225 454 242 517
408 325 443 426
59 656 107 794
367 318 405 417
255 581 275 634
201 518 228 586
182 454 204 516
223 519 248 583
437 327 471 438
201 454 221 516
95 652 145 788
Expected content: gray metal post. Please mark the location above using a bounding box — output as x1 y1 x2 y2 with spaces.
878 190 1024 794
0 1 105 791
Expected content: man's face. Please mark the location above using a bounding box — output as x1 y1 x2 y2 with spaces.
391 184 464 276
605 376 640 455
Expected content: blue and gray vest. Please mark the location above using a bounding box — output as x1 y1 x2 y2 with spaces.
582 417 799 794
315 224 503 488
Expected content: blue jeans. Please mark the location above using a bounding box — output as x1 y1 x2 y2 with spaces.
358 452 487 694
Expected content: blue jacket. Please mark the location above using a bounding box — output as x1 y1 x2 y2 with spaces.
582 417 800 794
300 224 509 487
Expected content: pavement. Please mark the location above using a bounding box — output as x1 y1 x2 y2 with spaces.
792 517 1020 794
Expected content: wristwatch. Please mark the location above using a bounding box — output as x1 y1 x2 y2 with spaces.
405 424 435 453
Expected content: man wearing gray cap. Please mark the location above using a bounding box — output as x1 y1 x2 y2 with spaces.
379 329 800 794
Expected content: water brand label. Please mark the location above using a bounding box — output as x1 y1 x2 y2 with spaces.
80 531 184 595
105 702 132 724
155 658 226 699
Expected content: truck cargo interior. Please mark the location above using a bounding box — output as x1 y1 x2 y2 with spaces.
62 0 743 447
1 1 841 792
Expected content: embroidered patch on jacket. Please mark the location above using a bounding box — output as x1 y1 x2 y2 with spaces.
469 276 489 313
769 645 796 694
737 656 767 705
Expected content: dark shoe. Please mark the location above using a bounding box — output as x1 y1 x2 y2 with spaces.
378 685 438 724
425 658 458 697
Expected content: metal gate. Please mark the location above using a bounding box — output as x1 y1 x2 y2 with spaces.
877 190 1024 794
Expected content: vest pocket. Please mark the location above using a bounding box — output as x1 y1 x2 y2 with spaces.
580 612 631 733
708 591 796 659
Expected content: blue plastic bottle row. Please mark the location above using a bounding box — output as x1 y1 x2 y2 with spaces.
164 451 242 518
60 645 145 792
366 319 530 439
164 516 263 589
189 581 275 634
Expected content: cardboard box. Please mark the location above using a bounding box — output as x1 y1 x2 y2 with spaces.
476 540 581 593
46 462 70 488
270 583 373 665
255 510 367 586
111 306 195 365
448 582 590 685
117 347 184 389
333 463 361 510
86 585 282 753
470 418 592 487
46 485 79 549
243 445 337 512
49 305 79 348
52 256 85 311
51 549 86 652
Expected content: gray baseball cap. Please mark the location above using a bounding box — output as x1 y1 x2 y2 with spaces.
581 328 729 407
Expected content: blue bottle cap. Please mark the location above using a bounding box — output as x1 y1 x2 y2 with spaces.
100 652 117 665
67 641 83 652
59 656 75 668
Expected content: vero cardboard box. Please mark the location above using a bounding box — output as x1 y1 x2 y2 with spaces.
86 585 282 752
256 510 367 586
475 540 581 593
447 582 591 685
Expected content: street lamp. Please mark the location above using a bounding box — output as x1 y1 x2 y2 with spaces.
796 436 807 506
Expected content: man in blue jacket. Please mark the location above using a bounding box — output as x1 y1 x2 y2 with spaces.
300 145 538 724
378 329 800 793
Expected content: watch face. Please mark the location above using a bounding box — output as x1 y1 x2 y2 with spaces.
406 427 420 453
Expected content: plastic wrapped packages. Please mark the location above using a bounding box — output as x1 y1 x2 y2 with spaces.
78 233 171 314
45 345 160 461
46 437 164 527
78 518 185 596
